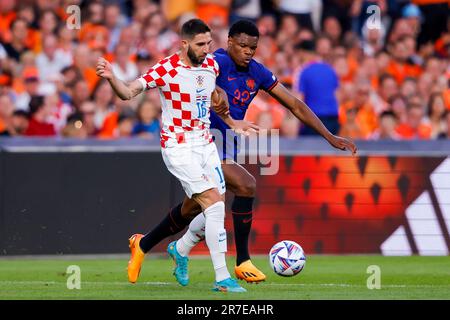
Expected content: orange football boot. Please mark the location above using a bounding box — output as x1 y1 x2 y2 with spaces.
127 234 145 283
235 260 266 283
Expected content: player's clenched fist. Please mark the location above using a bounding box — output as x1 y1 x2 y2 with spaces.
211 89 229 116
96 57 113 80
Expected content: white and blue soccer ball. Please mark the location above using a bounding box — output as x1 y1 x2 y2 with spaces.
269 240 306 277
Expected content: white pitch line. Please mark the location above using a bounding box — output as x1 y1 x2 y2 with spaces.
0 281 173 286
0 281 448 289
263 283 450 288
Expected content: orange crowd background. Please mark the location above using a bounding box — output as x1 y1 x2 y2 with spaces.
0 0 449 140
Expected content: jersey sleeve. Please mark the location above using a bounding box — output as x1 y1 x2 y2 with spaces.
213 59 220 77
137 58 171 90
256 62 278 92
212 51 229 77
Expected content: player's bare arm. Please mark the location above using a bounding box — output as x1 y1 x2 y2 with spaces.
211 87 230 116
269 82 357 155
96 57 143 100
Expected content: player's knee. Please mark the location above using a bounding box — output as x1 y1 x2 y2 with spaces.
235 175 256 197
194 188 223 210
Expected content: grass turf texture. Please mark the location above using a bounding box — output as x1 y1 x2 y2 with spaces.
0 255 449 300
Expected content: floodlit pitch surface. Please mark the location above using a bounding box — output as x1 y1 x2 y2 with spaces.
0 256 449 300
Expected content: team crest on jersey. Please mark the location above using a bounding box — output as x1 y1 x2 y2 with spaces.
246 78 255 91
196 75 204 87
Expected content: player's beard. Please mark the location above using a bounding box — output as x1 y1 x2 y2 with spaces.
187 45 205 66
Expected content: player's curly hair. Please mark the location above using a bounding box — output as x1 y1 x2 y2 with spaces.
229 20 260 38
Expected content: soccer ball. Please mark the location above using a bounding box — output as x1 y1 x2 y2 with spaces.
269 240 306 277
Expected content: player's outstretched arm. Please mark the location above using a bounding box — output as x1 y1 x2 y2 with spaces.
269 82 357 155
96 57 143 100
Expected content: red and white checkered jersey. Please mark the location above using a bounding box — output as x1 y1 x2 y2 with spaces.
138 52 219 148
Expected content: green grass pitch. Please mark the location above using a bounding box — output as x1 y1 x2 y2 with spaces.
0 255 449 300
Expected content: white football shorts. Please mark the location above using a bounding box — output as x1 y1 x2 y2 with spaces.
161 142 226 198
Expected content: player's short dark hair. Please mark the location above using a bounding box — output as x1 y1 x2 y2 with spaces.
229 20 259 38
180 19 211 39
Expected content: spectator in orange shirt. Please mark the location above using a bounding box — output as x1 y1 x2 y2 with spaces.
372 73 399 114
98 106 136 139
196 0 231 27
0 0 16 43
32 9 60 53
370 111 401 140
386 37 422 85
79 2 110 51
338 107 365 139
339 81 378 138
396 95 431 139
161 0 196 23
72 43 99 94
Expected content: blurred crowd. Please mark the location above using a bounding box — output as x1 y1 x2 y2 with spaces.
0 0 449 140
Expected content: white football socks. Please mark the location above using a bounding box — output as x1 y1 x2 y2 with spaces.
203 201 230 282
176 212 206 257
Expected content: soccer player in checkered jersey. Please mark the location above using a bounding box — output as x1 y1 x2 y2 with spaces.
96 19 257 292
123 20 357 287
